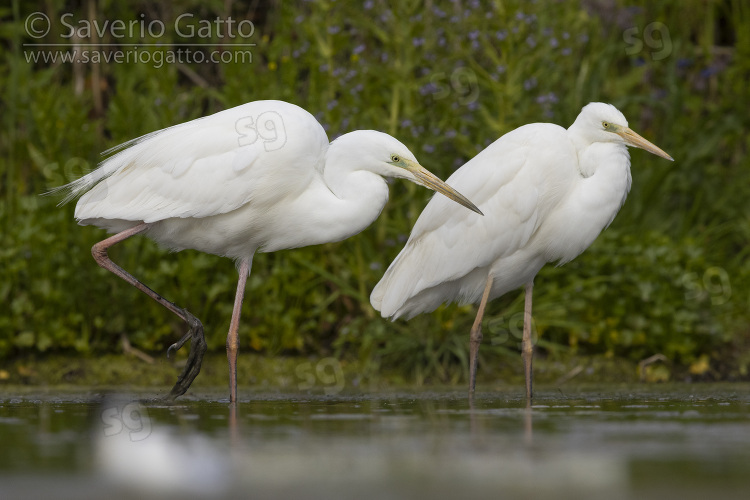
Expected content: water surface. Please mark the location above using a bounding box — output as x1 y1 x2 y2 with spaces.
1 384 749 499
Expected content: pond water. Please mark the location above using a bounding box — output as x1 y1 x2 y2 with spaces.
1 384 749 499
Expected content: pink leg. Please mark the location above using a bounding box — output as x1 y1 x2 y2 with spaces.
469 275 494 393
91 222 206 399
522 281 534 400
227 258 250 404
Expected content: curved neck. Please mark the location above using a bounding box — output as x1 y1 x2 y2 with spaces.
539 142 632 264
260 153 390 253
319 157 390 240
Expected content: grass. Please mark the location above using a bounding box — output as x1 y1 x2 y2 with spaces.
1 0 749 384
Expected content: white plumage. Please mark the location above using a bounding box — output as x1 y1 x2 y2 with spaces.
371 103 673 397
58 99 481 401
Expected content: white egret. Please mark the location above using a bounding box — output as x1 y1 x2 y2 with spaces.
56 100 481 402
371 102 673 398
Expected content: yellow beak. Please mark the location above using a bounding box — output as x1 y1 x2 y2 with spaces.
618 127 674 161
402 159 483 215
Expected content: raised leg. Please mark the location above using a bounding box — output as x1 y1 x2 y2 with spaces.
91 222 207 400
227 258 250 404
469 275 494 393
522 281 534 400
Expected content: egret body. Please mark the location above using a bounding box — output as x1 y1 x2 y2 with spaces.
371 103 673 398
58 100 481 402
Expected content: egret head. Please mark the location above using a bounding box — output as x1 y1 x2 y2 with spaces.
572 103 673 161
331 130 482 214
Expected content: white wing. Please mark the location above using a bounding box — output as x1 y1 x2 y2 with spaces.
60 100 328 225
372 123 577 318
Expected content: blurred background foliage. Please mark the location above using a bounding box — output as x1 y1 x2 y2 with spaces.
1 0 748 383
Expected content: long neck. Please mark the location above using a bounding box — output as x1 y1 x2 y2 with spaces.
319 158 391 240
576 142 632 218
539 142 632 264
260 152 390 252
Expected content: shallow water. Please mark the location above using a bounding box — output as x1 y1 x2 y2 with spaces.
1 384 749 499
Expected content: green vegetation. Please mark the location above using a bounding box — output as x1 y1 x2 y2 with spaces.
2 1 749 385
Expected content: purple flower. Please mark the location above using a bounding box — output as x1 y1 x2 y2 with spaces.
550 37 559 48
419 82 439 95
496 30 507 41
536 92 558 104
327 25 341 35
412 37 425 47
353 44 365 55
526 36 536 48
523 77 537 90
700 65 722 78
423 144 435 153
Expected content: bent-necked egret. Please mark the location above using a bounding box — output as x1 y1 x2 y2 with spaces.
56 100 481 402
371 102 673 398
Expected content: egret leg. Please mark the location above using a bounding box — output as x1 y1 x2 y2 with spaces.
227 258 250 404
469 275 494 393
90 222 207 400
522 281 534 400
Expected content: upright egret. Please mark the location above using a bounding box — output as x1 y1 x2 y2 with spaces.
371 103 673 398
56 100 481 402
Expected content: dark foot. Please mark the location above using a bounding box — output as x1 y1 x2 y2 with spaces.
165 310 207 401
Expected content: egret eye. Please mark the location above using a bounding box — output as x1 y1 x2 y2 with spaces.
602 121 610 129
390 155 400 163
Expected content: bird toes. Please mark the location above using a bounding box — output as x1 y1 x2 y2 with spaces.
164 311 207 401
